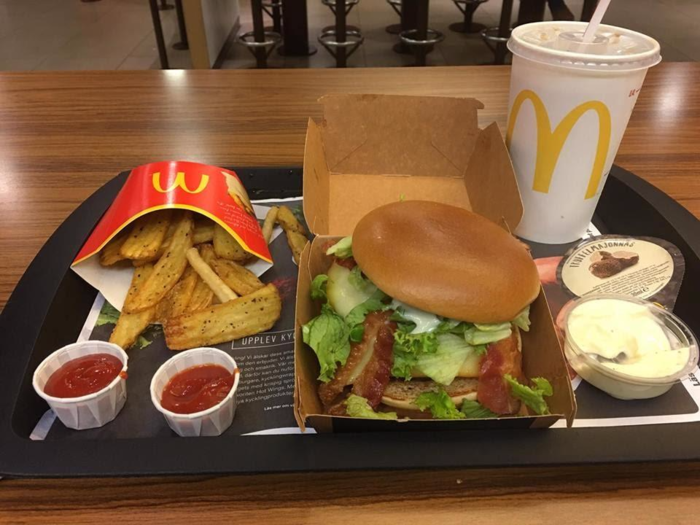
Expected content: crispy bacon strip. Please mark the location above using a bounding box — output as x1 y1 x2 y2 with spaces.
318 311 396 410
477 330 522 415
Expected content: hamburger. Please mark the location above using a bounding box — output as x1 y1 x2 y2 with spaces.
302 200 554 420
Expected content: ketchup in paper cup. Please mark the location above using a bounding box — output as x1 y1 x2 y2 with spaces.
33 341 128 430
150 348 240 437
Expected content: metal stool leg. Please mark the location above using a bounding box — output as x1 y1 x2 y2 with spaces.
148 0 169 69
336 0 347 67
318 0 363 67
480 0 513 64
252 0 268 68
386 0 402 35
495 0 513 64
172 0 189 50
262 0 283 34
238 0 282 67
414 0 428 66
398 0 444 66
449 0 488 34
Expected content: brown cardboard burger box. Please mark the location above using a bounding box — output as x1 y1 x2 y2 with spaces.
294 94 576 432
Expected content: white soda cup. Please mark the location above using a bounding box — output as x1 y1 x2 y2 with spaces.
506 22 661 244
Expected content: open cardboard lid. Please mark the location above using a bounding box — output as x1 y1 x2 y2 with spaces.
303 94 524 236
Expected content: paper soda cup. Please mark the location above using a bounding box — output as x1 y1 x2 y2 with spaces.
150 348 240 437
506 22 661 244
33 341 128 430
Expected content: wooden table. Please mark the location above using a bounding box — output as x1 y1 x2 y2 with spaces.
1 63 699 523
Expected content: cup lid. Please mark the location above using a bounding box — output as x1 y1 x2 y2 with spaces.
508 22 662 72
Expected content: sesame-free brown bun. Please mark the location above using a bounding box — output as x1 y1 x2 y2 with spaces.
352 201 540 324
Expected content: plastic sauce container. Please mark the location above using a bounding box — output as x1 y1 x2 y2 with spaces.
33 341 129 430
150 348 240 437
563 294 698 400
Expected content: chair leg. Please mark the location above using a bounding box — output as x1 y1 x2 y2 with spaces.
414 0 429 66
148 0 170 69
449 1 487 34
495 0 513 64
252 0 268 68
336 0 347 67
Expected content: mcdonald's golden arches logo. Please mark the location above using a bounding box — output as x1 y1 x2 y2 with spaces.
152 171 210 194
506 90 611 200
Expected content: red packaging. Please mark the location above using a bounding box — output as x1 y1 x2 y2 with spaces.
73 160 271 265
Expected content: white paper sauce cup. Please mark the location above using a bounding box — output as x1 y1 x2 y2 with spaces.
33 341 128 430
150 348 240 437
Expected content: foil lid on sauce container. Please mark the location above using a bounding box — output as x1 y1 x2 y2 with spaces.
556 235 685 310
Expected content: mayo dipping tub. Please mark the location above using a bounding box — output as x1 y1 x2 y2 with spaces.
563 294 698 400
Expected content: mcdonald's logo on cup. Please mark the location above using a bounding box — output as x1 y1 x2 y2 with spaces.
152 171 210 194
506 89 611 200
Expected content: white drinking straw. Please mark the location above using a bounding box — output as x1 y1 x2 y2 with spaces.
582 0 612 43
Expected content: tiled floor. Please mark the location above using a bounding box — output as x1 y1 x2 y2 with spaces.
0 0 697 71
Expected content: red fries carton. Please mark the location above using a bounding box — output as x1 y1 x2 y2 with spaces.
72 161 271 310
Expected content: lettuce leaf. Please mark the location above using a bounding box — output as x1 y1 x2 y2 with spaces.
310 274 329 301
348 265 366 289
302 304 351 382
464 325 512 346
96 302 120 326
391 349 418 380
326 236 353 259
460 399 497 419
391 326 439 380
505 374 553 415
345 290 388 342
414 389 466 420
394 327 439 355
345 395 398 420
415 333 475 385
513 306 531 332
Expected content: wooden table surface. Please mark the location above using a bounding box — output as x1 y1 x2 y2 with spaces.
1 63 699 523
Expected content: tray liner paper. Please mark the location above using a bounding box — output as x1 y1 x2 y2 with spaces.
71 161 272 311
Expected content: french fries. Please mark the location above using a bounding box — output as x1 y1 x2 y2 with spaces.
186 274 215 313
186 247 238 303
109 264 157 349
100 229 130 266
262 206 279 244
164 284 282 350
155 267 198 321
199 242 218 265
122 212 194 313
94 199 302 352
212 258 264 296
193 220 215 245
213 224 251 263
277 206 308 264
120 210 172 261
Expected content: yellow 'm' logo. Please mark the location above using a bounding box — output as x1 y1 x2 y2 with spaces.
152 172 209 194
506 90 611 200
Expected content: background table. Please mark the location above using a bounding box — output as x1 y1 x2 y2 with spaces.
0 63 699 522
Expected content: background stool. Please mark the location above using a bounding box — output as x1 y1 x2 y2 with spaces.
481 0 513 64
261 0 283 34
238 0 282 68
385 0 403 35
318 0 364 68
399 0 444 66
449 0 489 34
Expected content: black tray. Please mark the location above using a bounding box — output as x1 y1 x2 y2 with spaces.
1 165 699 478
